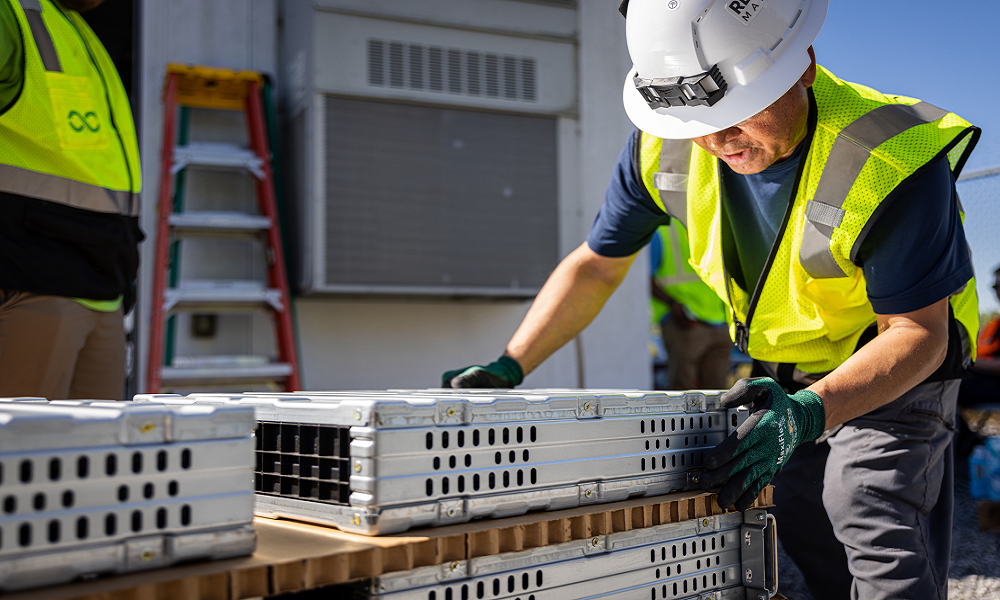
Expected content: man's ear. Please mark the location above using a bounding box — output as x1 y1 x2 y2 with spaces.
801 46 818 88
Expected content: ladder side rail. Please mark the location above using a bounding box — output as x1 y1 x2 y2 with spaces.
245 81 302 391
147 73 180 393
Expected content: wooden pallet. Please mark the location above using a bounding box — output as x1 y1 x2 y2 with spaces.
3 488 772 600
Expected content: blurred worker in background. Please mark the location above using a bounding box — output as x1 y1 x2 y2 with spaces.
649 220 730 390
955 266 1000 455
443 1 980 598
960 266 1000 402
0 0 141 400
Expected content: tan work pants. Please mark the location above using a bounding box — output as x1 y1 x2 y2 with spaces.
0 291 125 400
661 318 733 390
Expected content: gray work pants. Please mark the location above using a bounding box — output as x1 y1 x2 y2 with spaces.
771 380 958 600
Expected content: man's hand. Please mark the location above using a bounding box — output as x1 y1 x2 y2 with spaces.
442 356 524 388
698 378 826 510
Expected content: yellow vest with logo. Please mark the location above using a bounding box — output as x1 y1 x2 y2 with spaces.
637 66 979 375
0 0 141 215
650 223 728 326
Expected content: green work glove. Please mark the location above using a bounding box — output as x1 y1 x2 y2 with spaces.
698 377 826 510
442 356 524 389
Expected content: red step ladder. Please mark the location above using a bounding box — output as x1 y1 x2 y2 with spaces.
147 64 301 392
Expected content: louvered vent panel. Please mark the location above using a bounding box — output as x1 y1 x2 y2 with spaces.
367 39 538 103
367 40 384 86
323 96 558 293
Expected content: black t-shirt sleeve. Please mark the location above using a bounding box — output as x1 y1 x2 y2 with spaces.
856 155 974 315
586 130 671 258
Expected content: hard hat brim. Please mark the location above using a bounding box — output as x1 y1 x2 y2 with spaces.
622 0 826 140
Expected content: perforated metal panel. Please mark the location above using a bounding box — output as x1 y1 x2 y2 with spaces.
343 510 777 600
136 390 748 535
0 400 256 591
322 97 558 294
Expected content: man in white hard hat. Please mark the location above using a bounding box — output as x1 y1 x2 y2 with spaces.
442 1 979 598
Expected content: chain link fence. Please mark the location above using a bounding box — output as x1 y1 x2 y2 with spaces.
958 165 1000 319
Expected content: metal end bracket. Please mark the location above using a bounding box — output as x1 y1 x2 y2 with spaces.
741 509 778 599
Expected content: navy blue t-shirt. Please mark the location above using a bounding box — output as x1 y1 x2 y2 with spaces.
588 130 973 315
719 141 805 295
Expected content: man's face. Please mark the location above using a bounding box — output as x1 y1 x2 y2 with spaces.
691 49 817 175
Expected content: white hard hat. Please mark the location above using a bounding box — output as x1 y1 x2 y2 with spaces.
621 0 827 139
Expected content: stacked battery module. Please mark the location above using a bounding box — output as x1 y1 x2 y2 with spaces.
343 509 777 600
137 389 745 535
0 399 257 591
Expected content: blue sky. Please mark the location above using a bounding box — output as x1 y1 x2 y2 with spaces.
813 0 999 170
812 0 1000 313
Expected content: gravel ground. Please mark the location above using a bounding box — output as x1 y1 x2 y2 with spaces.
775 459 1000 600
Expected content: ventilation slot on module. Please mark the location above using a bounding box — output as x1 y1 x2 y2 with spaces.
367 39 537 102
254 423 351 505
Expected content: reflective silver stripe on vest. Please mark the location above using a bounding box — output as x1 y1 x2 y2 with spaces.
656 272 701 287
655 138 692 228
0 164 138 215
19 0 62 72
801 102 949 278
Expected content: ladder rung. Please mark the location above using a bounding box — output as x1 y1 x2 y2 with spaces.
169 211 272 234
172 142 264 178
165 281 284 312
160 363 293 385
151 68 301 393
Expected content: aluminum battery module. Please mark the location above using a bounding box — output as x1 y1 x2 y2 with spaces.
0 399 257 591
137 389 748 535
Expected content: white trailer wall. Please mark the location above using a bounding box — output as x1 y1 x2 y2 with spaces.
137 0 650 392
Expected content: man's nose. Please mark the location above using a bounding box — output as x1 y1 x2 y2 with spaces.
700 127 741 151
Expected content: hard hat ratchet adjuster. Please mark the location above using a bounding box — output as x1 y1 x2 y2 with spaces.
634 64 728 109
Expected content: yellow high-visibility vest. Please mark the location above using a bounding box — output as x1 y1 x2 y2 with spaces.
637 66 979 375
0 0 141 216
650 222 728 327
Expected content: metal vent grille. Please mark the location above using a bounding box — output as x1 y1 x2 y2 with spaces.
639 415 720 472
423 425 540 498
367 39 537 102
322 96 558 293
254 422 352 505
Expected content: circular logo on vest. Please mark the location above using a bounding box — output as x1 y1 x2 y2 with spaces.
68 110 100 133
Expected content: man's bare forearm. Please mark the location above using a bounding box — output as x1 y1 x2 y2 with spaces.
808 298 950 429
504 242 635 375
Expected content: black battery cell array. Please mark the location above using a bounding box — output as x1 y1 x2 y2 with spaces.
254 422 352 505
